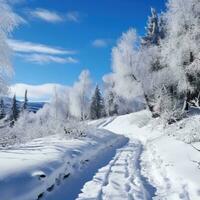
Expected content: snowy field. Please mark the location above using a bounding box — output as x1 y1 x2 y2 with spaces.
1 110 200 200
1 0 200 199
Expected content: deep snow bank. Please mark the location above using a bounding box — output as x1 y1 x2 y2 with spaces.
0 129 128 200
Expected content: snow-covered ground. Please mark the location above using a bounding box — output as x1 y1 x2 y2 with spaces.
103 111 200 199
142 136 200 200
0 129 127 200
1 110 200 200
77 140 155 200
78 110 200 200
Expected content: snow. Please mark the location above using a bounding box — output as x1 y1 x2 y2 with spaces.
77 141 155 200
0 129 128 200
1 109 200 200
103 110 162 143
2 0 200 199
164 112 200 143
95 110 200 200
142 135 200 199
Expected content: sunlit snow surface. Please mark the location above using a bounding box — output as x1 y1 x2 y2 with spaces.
1 110 200 200
0 129 127 200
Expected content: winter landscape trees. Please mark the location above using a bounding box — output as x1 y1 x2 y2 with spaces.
1 0 200 142
0 0 21 96
0 0 198 134
102 0 200 122
90 85 106 119
1 0 200 199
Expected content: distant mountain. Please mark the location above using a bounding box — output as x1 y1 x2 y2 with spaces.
26 101 45 113
1 97 45 114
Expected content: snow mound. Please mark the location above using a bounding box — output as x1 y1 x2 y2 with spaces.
104 110 162 142
165 113 200 143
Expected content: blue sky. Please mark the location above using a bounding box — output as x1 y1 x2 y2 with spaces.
9 0 166 101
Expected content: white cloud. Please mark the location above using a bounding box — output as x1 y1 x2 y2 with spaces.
19 53 78 64
10 83 70 101
8 39 76 55
29 8 80 24
66 11 80 22
92 39 108 48
30 8 63 23
8 39 78 65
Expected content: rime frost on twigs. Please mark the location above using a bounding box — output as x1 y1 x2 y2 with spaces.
69 70 92 120
107 29 142 100
0 0 22 95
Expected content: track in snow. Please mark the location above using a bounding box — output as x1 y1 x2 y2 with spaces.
77 140 156 200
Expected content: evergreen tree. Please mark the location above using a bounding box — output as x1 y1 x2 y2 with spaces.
142 8 163 47
10 95 19 126
90 85 106 119
0 99 5 120
23 90 28 111
106 91 118 116
141 8 168 117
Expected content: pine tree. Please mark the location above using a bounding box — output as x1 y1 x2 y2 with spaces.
23 90 28 111
141 8 168 117
90 85 106 119
10 95 19 126
0 99 5 120
142 8 163 47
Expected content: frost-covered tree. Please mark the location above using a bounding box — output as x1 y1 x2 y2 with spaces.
0 98 5 119
49 86 70 121
10 94 19 126
90 85 106 119
22 90 28 111
101 0 200 121
104 28 162 116
108 28 142 100
142 8 162 46
69 70 92 120
105 91 118 116
160 0 200 110
0 0 21 95
103 74 140 115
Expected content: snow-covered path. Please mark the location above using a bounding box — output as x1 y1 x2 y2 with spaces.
46 111 200 200
43 137 128 200
77 140 156 200
3 111 200 200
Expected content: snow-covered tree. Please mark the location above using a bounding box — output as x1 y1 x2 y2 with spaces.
69 70 92 120
50 86 70 121
161 0 200 110
0 0 21 95
10 94 19 126
108 28 142 100
142 8 163 46
0 98 5 119
103 74 140 115
104 28 163 116
90 85 106 119
105 91 118 116
22 90 28 111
